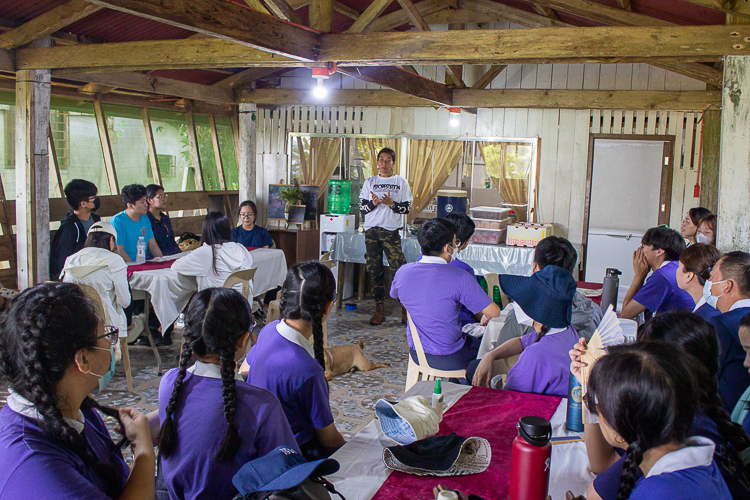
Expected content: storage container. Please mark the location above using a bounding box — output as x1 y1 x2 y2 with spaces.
473 218 510 230
437 189 468 219
470 206 511 220
471 228 506 245
506 223 554 247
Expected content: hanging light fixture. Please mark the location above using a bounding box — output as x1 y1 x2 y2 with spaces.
312 64 337 99
448 107 461 127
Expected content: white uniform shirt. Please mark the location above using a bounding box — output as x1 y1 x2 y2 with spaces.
359 174 413 231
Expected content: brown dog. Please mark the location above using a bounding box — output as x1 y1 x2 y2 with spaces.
323 339 389 381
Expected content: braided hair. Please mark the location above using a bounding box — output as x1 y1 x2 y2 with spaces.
0 283 126 499
586 342 698 500
157 287 251 462
279 261 336 371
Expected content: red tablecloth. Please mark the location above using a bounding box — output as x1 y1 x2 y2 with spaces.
576 281 603 306
371 387 562 500
126 247 259 278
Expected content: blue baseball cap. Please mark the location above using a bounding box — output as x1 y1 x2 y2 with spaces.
498 265 576 328
232 446 340 494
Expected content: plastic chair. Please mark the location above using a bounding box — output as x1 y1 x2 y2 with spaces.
223 268 257 302
484 273 509 308
404 311 466 392
319 251 335 269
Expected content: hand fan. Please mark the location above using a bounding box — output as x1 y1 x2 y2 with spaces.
580 305 624 423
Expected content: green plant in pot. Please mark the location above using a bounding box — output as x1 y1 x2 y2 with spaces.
279 181 306 223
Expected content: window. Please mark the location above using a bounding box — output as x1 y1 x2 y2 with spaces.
148 109 197 192
102 104 150 189
215 115 239 190
193 114 221 191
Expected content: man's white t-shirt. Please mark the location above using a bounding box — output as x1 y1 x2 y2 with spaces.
359 174 413 231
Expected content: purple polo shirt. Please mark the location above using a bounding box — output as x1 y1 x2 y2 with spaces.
0 405 129 500
633 260 695 314
449 258 479 326
391 256 493 355
158 363 298 500
245 320 335 448
504 325 579 397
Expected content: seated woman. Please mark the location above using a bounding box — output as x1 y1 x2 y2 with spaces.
243 261 346 460
697 214 718 246
231 200 273 249
157 287 298 500
681 207 712 246
61 221 131 336
0 283 155 500
676 243 723 322
467 265 578 396
172 211 254 292
572 312 749 500
584 341 731 500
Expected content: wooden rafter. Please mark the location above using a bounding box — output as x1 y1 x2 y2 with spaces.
82 0 318 60
454 0 566 28
310 0 333 31
471 65 506 90
338 66 453 105
263 0 305 24
238 88 721 110
0 0 102 50
213 68 283 88
523 0 671 27
346 0 395 33
242 0 272 15
616 0 631 11
287 0 361 20
0 49 14 72
78 82 116 95
679 0 750 16
369 0 448 32
531 3 559 21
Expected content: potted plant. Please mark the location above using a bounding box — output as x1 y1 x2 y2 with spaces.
279 180 306 224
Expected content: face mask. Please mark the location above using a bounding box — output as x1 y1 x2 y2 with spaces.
89 346 115 394
92 197 100 212
696 233 712 245
703 279 728 309
452 245 460 260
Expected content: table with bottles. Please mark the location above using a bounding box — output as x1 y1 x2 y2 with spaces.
328 381 593 500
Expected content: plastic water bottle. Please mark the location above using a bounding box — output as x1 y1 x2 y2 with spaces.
493 285 502 307
431 379 444 419
136 236 146 264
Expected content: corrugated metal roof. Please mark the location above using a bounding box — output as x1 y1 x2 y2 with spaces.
0 0 68 24
151 69 231 85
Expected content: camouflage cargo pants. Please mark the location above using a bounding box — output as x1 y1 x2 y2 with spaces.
364 227 406 303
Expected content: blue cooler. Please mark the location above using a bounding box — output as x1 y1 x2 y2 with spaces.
436 189 468 219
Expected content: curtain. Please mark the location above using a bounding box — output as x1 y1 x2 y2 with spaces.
298 136 342 198
407 139 465 223
479 141 528 206
356 138 402 176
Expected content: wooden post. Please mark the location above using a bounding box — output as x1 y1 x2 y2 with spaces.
700 109 720 214
15 37 51 287
238 102 257 215
142 107 163 185
184 104 205 191
92 97 119 194
718 55 750 251
309 0 333 32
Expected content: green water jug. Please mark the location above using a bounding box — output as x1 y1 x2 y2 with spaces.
328 179 352 215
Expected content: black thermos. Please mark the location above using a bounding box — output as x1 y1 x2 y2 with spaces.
601 268 622 313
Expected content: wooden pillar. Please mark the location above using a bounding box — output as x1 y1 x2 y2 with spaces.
700 109 720 214
238 102 257 216
184 103 205 191
15 37 51 287
718 55 750 251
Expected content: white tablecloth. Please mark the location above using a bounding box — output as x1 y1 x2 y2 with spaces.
328 381 594 500
128 248 288 330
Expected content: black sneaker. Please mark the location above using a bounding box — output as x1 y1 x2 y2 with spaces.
128 335 150 346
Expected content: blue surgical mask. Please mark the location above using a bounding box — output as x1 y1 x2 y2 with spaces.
703 279 727 309
90 346 116 394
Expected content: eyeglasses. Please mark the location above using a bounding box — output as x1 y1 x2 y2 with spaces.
582 392 597 414
240 213 256 219
377 158 393 164
96 325 119 345
154 194 168 200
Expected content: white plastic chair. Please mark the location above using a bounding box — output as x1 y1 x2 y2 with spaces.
404 311 466 392
483 273 509 308
223 268 257 301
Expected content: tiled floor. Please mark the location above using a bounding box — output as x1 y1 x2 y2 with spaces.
0 297 408 441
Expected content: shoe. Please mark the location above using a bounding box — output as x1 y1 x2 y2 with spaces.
129 335 150 347
401 306 407 325
369 302 385 325
126 314 146 343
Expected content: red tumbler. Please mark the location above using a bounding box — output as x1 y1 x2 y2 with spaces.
509 416 552 500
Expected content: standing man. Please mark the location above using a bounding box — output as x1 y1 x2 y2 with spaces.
146 184 181 257
49 179 100 280
359 148 412 325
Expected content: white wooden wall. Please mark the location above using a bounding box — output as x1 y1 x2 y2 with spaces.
257 23 706 241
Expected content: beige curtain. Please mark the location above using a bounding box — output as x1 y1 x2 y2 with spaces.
407 139 465 223
298 136 342 198
356 138 402 176
479 141 527 206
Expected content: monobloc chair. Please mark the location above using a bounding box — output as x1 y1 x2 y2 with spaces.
404 311 466 392
223 268 257 301
483 273 510 308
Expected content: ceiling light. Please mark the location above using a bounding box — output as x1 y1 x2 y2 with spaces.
448 107 461 127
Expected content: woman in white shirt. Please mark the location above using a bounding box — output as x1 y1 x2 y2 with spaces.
61 221 131 336
172 211 254 294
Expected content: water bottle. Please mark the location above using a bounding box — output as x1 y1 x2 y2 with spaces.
136 236 146 264
431 379 444 420
479 276 488 295
566 372 584 432
509 416 552 500
492 285 502 307
601 268 622 313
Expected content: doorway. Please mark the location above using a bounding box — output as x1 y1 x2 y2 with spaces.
582 135 674 285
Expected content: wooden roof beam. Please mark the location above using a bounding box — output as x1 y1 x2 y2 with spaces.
0 0 102 50
0 49 12 72
213 68 285 88
286 1 362 21
679 0 750 17
616 0 631 11
369 0 449 32
531 3 559 21
310 0 333 31
338 66 453 105
346 0 395 33
82 0 318 60
262 0 305 24
242 0 272 15
238 88 720 110
471 65 506 89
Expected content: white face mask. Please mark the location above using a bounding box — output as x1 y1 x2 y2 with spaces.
703 279 728 309
696 233 713 245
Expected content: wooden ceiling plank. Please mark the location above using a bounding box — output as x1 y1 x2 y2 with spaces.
338 66 453 105
346 0 396 33
82 0 318 60
0 0 102 50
